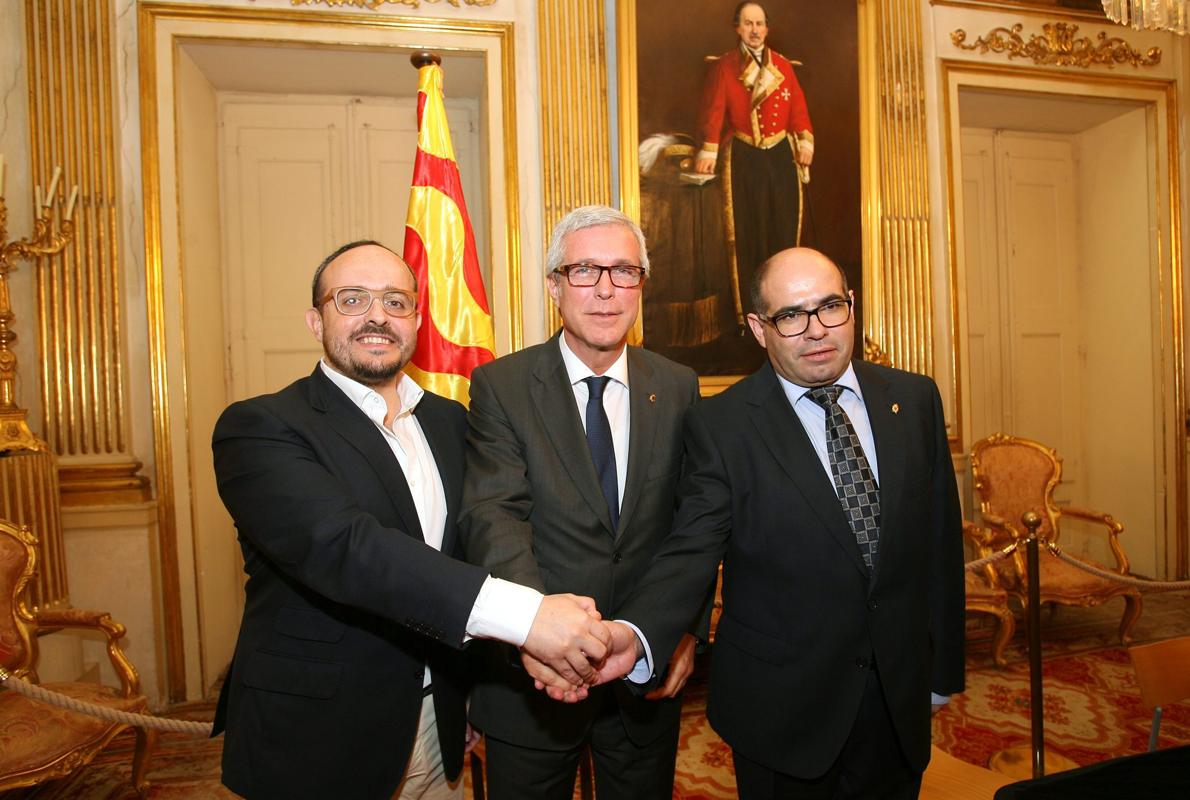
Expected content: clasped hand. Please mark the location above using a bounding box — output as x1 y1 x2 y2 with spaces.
519 595 643 703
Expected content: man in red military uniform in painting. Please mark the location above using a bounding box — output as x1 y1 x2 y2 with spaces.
695 1 813 330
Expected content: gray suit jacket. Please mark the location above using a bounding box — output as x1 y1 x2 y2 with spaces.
460 335 702 749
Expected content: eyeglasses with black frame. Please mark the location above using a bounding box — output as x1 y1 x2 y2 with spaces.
317 286 417 318
554 263 646 288
755 297 852 337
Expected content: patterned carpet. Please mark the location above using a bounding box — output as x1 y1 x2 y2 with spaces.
4 593 1188 799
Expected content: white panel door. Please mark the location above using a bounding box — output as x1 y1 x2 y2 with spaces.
221 100 349 399
996 133 1084 498
352 100 486 277
960 129 1005 445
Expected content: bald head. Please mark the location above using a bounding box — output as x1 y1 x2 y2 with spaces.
751 248 848 316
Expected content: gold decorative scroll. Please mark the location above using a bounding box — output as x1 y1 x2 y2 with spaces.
25 0 149 505
951 23 1162 69
538 0 613 335
291 0 497 8
863 0 934 378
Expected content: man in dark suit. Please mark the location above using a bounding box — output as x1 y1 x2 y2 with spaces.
212 240 614 800
460 206 704 799
599 247 965 798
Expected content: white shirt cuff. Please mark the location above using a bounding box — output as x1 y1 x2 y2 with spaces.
931 692 950 705
695 148 717 164
616 620 655 684
465 576 544 646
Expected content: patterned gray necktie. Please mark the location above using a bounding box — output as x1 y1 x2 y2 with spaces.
807 385 880 570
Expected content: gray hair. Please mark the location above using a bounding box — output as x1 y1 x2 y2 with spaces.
545 205 651 277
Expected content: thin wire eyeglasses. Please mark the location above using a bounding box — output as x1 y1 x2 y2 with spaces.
554 263 646 288
755 298 852 338
317 287 417 318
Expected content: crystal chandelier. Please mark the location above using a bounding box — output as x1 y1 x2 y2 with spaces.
1103 0 1189 34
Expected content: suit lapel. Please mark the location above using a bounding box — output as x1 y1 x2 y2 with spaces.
414 394 462 553
616 349 658 541
308 367 424 542
747 364 868 576
530 339 616 535
853 361 906 586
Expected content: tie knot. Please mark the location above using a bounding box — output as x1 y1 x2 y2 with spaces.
807 385 844 410
585 375 611 400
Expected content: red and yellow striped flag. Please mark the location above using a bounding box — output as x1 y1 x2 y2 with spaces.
403 56 496 405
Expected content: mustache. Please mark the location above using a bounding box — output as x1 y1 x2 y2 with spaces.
351 321 396 337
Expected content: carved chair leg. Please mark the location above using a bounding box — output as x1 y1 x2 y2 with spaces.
1118 594 1144 644
131 726 157 797
990 609 1016 669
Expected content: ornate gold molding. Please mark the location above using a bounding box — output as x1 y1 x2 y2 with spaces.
291 0 496 8
25 0 147 502
951 23 1162 69
538 0 613 336
860 0 935 379
863 336 892 368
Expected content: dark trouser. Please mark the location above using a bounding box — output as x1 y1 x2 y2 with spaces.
733 669 922 800
483 689 679 800
729 136 801 323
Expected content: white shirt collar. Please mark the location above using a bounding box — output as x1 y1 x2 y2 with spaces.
557 334 629 389
776 362 864 407
319 359 424 425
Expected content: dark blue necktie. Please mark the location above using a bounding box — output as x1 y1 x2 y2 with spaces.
584 376 619 530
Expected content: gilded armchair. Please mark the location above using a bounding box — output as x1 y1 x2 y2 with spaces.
962 521 1016 668
0 518 156 795
969 433 1142 643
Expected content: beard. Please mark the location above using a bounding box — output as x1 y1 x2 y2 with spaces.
323 320 413 387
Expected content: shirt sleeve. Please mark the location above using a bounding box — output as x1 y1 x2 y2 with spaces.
465 576 544 646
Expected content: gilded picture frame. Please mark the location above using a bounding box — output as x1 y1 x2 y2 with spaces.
617 0 865 390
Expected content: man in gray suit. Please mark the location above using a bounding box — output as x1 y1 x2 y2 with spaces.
460 205 705 799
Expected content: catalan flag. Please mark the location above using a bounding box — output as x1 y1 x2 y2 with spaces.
403 55 496 405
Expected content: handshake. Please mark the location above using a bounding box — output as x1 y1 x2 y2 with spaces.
518 594 645 703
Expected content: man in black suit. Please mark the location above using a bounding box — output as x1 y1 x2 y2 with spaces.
598 247 965 798
212 241 613 800
460 206 705 799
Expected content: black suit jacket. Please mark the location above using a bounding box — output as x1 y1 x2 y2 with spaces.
211 366 488 799
459 337 702 750
619 360 965 777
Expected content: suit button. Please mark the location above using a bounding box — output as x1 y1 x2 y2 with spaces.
855 657 868 670
612 552 623 564
868 599 878 611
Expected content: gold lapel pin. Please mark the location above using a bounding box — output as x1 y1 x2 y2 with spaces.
891 403 900 415
649 393 657 403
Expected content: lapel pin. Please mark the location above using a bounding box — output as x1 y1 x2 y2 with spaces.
891 403 900 415
649 393 657 403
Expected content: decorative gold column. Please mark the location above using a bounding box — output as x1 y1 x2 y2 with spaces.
25 0 149 506
538 0 614 334
860 0 934 377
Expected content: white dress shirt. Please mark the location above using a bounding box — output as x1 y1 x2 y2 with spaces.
558 334 630 509
319 361 543 650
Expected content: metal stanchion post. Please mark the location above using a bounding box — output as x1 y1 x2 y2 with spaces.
988 511 1079 780
1022 511 1045 778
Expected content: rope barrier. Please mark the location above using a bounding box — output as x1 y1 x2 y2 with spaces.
0 667 214 736
964 541 1018 572
1043 542 1190 592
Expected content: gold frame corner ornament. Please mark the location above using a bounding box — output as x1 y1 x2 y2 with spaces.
950 22 1162 69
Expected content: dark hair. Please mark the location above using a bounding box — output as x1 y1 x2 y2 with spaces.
732 1 767 26
311 240 415 306
750 250 849 314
